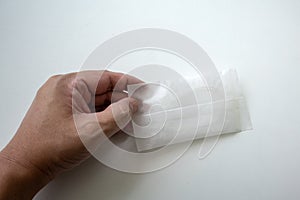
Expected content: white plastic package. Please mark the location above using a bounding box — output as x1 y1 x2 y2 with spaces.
127 69 252 152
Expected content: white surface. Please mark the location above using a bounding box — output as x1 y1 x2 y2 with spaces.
0 0 299 199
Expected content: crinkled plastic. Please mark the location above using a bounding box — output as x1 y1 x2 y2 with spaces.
127 69 252 152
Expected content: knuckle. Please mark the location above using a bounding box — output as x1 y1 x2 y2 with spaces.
49 74 62 81
47 74 63 88
36 74 64 97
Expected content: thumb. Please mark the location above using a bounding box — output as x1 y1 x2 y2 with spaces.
96 97 139 137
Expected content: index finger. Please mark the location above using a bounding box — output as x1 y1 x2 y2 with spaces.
75 70 143 96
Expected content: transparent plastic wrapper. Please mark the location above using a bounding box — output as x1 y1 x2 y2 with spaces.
127 69 252 152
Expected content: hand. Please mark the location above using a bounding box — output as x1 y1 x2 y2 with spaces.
0 70 141 199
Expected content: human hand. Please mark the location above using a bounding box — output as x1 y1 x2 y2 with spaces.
0 70 141 199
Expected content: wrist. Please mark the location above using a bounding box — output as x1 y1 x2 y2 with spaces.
0 148 51 199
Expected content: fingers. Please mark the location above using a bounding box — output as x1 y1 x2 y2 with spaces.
72 88 91 113
71 70 141 139
107 71 142 92
75 70 143 96
72 79 92 104
95 97 139 137
94 91 128 112
94 91 128 106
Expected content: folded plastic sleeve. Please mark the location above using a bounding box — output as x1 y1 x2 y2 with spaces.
127 69 252 151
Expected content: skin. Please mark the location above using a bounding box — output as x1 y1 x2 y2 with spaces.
0 70 141 199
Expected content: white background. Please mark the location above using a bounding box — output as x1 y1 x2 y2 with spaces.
0 0 299 199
